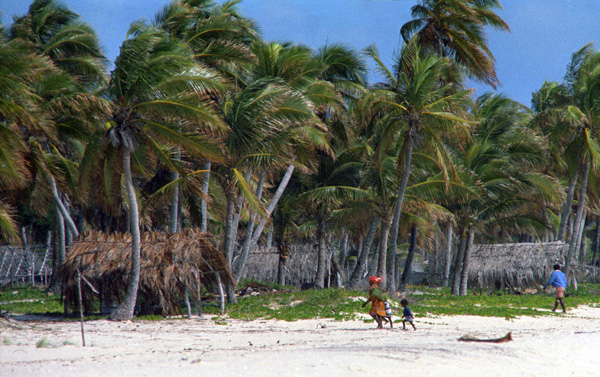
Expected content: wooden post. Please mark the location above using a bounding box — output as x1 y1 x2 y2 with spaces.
77 269 86 347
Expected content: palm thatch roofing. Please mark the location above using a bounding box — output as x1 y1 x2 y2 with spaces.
467 241 569 289
61 229 233 315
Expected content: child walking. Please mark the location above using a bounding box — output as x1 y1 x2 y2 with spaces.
400 298 416 331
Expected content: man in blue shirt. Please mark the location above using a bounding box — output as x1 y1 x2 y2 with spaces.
544 264 567 313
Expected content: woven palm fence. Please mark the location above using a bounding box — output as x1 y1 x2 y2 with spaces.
467 241 600 289
61 229 233 315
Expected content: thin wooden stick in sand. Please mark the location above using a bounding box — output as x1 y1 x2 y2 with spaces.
458 332 513 343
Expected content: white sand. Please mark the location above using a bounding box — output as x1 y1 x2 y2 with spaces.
1 306 599 377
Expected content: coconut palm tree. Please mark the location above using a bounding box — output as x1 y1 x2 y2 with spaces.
400 0 509 88
559 44 600 273
154 0 259 231
362 44 473 289
0 34 47 243
6 2 108 292
446 93 563 295
82 21 225 320
225 41 338 286
10 0 106 87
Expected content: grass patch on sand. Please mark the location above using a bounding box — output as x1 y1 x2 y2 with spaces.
2 282 599 321
0 286 63 315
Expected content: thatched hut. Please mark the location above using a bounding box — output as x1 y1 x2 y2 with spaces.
467 241 567 290
61 229 234 315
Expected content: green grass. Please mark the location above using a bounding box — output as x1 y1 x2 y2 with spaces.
35 338 52 348
2 283 599 321
0 286 63 315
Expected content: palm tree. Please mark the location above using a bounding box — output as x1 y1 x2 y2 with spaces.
560 44 600 274
0 34 47 243
155 0 259 231
7 0 108 293
400 0 509 88
225 41 338 285
447 93 563 295
10 0 106 86
363 44 473 290
83 21 225 320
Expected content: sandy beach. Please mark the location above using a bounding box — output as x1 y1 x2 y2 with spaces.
1 306 599 377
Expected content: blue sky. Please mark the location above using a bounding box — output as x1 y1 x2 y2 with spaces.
2 0 598 106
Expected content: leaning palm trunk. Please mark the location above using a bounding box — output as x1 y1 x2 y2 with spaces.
47 206 66 294
223 191 236 264
451 230 468 295
388 128 416 290
348 216 380 287
459 230 475 296
376 217 391 287
565 159 590 275
235 164 295 281
109 150 142 321
557 170 578 241
200 160 211 232
233 170 266 282
443 223 454 286
399 225 417 292
48 175 79 238
230 168 253 255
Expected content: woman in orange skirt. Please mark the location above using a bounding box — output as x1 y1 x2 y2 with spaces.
362 276 389 329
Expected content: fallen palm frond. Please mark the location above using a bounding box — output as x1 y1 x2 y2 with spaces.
61 229 233 315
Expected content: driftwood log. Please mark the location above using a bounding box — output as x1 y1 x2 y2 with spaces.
458 332 513 343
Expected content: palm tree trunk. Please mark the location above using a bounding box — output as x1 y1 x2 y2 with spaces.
170 170 180 232
348 216 380 287
315 217 328 289
565 158 590 275
388 127 416 286
46 205 66 295
48 175 79 238
558 170 578 241
338 232 349 271
233 169 266 281
376 216 391 287
223 190 236 264
230 168 253 256
451 228 468 295
399 225 417 292
247 164 295 252
200 160 211 232
576 211 588 263
109 149 142 321
459 230 475 296
443 223 454 286
591 216 599 266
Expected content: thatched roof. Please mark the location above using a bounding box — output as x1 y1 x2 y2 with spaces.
467 241 566 289
61 229 233 315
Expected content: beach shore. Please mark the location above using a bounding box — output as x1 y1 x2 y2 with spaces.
1 305 599 377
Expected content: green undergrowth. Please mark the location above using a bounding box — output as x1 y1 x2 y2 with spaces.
405 284 600 319
0 286 63 315
2 282 599 321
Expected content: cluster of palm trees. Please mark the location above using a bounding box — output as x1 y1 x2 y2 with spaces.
1 0 598 320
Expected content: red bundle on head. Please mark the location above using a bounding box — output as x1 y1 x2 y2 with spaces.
368 276 382 284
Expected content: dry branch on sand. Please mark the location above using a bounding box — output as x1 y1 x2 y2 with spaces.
61 229 234 315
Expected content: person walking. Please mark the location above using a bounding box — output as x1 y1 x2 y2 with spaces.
544 264 567 313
